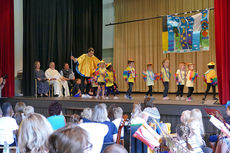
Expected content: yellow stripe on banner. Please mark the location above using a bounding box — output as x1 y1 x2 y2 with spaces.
162 32 168 51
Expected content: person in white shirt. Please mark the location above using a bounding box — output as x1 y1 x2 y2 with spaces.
0 102 18 146
45 62 70 97
112 107 124 139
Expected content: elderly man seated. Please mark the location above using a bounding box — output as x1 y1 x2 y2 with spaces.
45 62 69 97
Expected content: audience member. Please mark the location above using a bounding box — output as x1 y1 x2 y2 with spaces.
14 102 26 125
112 107 124 139
47 101 66 130
130 104 145 124
0 103 18 147
92 104 118 143
60 63 75 91
49 125 91 153
176 123 203 153
181 110 191 124
70 114 81 124
45 62 69 97
0 107 2 118
188 109 205 147
108 104 118 121
34 61 49 97
23 106 35 116
81 107 92 123
18 113 53 153
103 144 128 153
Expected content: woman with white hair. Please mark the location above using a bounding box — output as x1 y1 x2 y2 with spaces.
18 113 53 153
92 103 117 143
181 110 191 124
81 107 92 123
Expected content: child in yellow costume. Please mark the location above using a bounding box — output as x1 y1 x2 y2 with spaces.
105 63 118 100
186 63 198 102
71 48 100 98
95 60 107 99
161 58 171 100
175 62 186 101
123 59 136 100
202 62 218 101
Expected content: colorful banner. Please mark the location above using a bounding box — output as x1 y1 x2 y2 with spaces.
162 10 209 53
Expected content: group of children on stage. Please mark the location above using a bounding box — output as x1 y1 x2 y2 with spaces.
83 58 217 102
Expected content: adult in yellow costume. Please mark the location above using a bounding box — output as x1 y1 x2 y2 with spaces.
71 48 100 98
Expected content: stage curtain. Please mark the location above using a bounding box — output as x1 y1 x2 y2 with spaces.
214 0 230 104
0 0 14 97
23 0 102 96
114 0 216 94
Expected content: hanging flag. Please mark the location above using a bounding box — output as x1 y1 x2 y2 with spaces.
162 9 209 53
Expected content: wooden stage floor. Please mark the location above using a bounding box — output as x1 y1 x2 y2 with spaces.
0 93 225 134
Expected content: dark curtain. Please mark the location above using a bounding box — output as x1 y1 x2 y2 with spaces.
23 0 102 96
0 0 15 97
215 0 230 104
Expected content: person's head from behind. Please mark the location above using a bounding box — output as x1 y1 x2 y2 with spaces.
15 102 26 113
2 102 14 117
64 62 69 70
81 108 92 120
23 106 34 116
0 107 2 117
92 103 108 122
128 59 135 68
76 78 81 84
18 113 53 153
113 107 123 120
49 125 91 153
132 104 142 119
143 97 154 109
181 110 191 124
87 48 95 57
34 61 40 69
48 101 62 116
70 114 81 124
147 63 152 71
108 104 117 121
162 58 169 68
103 144 128 153
49 62 55 70
190 108 204 135
176 123 193 151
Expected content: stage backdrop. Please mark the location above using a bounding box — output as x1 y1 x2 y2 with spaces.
23 0 102 96
0 0 14 97
114 0 215 94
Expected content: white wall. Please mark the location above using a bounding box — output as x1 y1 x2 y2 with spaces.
103 0 114 49
14 0 23 95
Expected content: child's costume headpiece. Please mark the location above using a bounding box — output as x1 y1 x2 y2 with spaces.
128 59 135 62
106 63 112 68
207 62 215 66
99 60 105 64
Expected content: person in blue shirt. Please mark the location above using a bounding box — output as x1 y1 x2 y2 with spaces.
47 101 66 130
91 103 118 143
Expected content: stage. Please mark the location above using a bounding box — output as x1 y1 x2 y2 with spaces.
0 93 225 134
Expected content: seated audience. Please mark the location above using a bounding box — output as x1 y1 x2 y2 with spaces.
14 102 26 125
48 125 91 153
91 104 118 143
176 123 204 153
60 62 75 92
47 101 66 130
81 107 92 123
70 114 81 124
72 78 81 96
103 144 128 153
45 62 69 97
142 97 160 124
23 105 35 116
112 107 124 139
0 103 18 147
34 61 49 97
181 110 191 124
18 113 53 153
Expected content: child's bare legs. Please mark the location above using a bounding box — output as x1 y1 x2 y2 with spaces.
96 85 101 98
102 85 105 99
